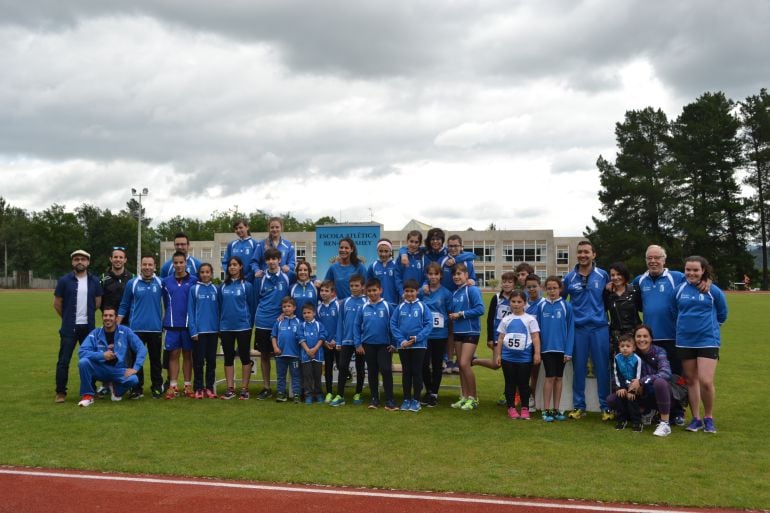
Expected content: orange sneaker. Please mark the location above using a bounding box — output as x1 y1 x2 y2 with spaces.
184 384 194 398
164 385 178 399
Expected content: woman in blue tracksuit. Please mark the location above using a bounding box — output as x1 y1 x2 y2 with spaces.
448 263 485 411
392 279 433 412
324 237 367 300
219 256 255 400
222 219 258 283
250 217 297 278
290 261 318 312
675 256 728 434
187 263 220 399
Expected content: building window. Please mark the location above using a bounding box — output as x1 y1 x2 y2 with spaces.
201 248 213 261
503 244 513 262
556 246 569 265
296 245 306 263
511 240 547 263
219 245 227 258
468 241 495 262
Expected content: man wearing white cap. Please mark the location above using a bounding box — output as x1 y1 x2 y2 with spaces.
53 249 103 403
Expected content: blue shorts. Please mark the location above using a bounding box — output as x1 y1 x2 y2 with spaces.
165 329 193 351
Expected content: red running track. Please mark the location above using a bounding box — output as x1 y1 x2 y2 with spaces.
0 467 745 513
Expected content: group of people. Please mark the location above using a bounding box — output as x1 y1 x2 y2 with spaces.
52 219 729 437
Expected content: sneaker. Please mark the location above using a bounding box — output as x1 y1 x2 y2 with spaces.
450 396 466 409
442 363 452 375
520 407 531 420
162 380 170 393
508 407 520 420
384 400 398 411
685 418 704 432
78 395 94 407
151 387 162 399
542 410 554 422
653 421 672 437
496 393 506 406
109 384 123 402
55 393 67 403
316 394 326 403
672 415 686 427
256 388 272 400
330 395 345 407
409 399 421 412
420 393 431 406
568 408 585 419
451 362 460 374
96 386 109 398
601 410 615 421
460 397 478 411
127 389 144 400
632 423 643 432
183 384 195 398
352 393 363 405
275 392 288 402
194 390 204 399
529 396 536 410
305 396 314 405
324 392 333 404
641 409 657 426
615 420 627 430
221 388 236 400
703 418 717 434
239 389 250 400
426 394 438 408
205 389 218 399
400 399 411 411
164 385 178 400
554 410 567 421
293 395 301 404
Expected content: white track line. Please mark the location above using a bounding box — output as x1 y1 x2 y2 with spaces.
0 468 703 513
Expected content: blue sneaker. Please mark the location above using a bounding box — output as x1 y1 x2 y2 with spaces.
352 393 363 405
400 399 411 411
685 417 704 432
329 395 345 407
542 410 554 422
703 417 717 434
554 410 567 421
304 396 313 405
409 399 421 412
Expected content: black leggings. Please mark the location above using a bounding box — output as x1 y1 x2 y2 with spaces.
400 349 426 401
502 361 532 408
324 346 339 395
337 345 365 396
134 332 162 390
363 344 393 402
422 338 446 395
220 330 252 366
193 332 219 390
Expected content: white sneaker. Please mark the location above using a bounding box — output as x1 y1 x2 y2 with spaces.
110 384 123 402
78 396 94 407
528 396 536 410
653 421 671 437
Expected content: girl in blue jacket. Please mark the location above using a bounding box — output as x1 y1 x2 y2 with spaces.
449 264 485 411
219 256 255 400
419 263 453 407
291 261 318 312
187 263 220 399
676 256 728 434
367 239 400 307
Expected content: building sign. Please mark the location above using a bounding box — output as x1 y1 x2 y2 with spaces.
315 224 381 279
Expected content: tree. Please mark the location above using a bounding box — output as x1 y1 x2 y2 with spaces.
0 198 35 276
669 92 753 286
31 204 85 276
585 107 678 274
740 89 770 289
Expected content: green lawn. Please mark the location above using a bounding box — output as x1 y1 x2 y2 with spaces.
0 290 768 509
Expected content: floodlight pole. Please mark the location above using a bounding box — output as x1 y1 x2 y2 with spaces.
131 187 149 275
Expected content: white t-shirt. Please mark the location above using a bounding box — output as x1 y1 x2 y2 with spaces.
75 275 88 325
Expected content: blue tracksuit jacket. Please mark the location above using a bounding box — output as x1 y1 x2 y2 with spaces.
367 259 400 305
79 325 147 371
536 298 575 357
633 269 684 341
290 281 318 313
272 316 302 358
354 299 393 346
450 285 485 335
162 273 197 328
317 299 339 344
395 251 427 292
337 295 366 347
391 299 433 350
219 279 255 331
675 282 728 348
160 255 202 279
118 275 163 332
439 252 476 291
324 262 367 300
299 320 327 363
187 281 220 337
562 264 609 328
253 270 295 330
222 237 258 276
419 286 453 340
250 237 296 275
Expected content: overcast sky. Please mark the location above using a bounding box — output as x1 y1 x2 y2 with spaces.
2 1 768 235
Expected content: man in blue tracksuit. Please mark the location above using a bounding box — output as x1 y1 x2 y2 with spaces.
76 308 147 407
562 241 611 419
117 255 164 398
159 232 202 278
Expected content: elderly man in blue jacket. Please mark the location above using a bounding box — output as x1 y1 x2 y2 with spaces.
77 307 147 407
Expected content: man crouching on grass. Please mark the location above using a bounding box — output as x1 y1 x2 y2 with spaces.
77 308 147 407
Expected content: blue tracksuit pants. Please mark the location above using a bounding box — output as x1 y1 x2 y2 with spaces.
571 324 610 411
78 359 139 397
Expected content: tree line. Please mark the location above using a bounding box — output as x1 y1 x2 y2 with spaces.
0 198 336 278
586 89 770 289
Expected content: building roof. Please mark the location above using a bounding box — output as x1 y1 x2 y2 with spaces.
401 219 433 232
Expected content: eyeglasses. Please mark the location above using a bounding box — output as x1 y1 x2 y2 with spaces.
646 255 664 261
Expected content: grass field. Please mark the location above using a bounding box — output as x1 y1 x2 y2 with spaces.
0 290 768 509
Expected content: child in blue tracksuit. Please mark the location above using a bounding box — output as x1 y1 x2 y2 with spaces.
162 252 198 399
537 276 575 421
291 261 318 312
271 297 302 402
419 262 453 406
392 280 433 412
561 241 611 419
494 291 541 420
187 263 220 398
77 309 147 405
449 264 485 411
317 281 339 402
330 274 367 406
396 230 428 295
354 278 395 410
367 239 400 307
299 303 327 404
222 219 258 283
610 334 643 431
219 256 255 400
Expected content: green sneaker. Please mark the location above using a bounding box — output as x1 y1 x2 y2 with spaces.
324 393 333 404
450 396 467 409
496 393 506 406
330 395 345 407
352 393 363 405
460 397 478 411
568 408 585 419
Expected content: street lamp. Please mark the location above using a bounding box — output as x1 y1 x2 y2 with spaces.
131 187 149 275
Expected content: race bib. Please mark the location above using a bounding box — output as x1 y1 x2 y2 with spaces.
503 332 527 351
496 304 511 320
432 312 445 328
